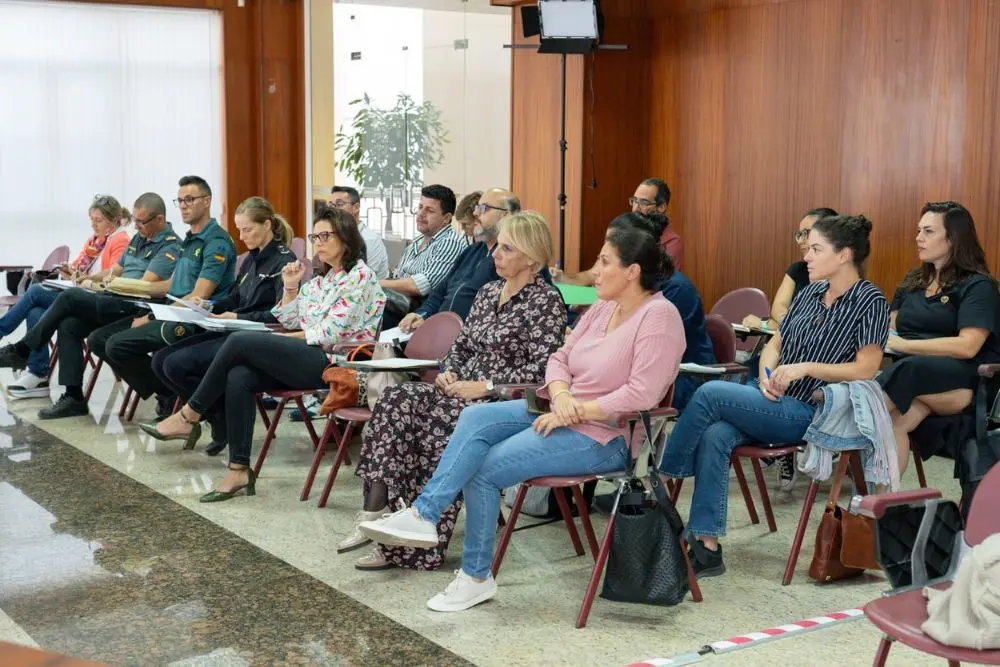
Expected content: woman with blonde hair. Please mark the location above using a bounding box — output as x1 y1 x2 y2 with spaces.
340 210 568 571
1 194 131 399
143 196 297 454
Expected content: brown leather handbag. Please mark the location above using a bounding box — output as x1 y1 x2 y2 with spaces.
809 453 879 582
318 344 374 416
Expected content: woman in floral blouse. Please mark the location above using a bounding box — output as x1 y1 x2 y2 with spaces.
149 206 385 503
339 210 567 571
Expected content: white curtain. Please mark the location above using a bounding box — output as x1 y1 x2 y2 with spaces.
0 0 224 265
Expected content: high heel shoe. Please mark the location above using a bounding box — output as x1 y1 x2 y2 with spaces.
199 466 257 503
139 407 202 450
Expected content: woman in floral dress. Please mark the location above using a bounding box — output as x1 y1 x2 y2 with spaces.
340 211 567 571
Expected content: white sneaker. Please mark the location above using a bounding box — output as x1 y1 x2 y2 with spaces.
358 506 439 548
427 570 498 612
7 371 50 400
337 509 382 553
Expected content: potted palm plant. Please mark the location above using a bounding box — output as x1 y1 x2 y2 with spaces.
335 93 448 234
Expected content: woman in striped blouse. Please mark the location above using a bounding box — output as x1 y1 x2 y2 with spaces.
663 215 890 578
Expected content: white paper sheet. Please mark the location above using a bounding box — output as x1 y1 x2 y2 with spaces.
378 327 414 343
198 318 269 332
148 303 206 324
166 294 214 315
679 363 727 375
346 358 439 371
41 279 75 290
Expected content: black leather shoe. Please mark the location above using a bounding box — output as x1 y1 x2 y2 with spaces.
38 394 89 420
154 394 176 421
0 343 28 371
204 440 228 457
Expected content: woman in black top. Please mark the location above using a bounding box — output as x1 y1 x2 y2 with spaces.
742 207 838 330
665 215 889 577
879 201 1000 475
144 196 297 454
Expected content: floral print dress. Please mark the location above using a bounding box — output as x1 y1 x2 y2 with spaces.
356 274 566 570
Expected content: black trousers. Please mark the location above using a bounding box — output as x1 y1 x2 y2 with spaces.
22 287 141 388
187 331 329 467
98 319 200 400
152 330 231 441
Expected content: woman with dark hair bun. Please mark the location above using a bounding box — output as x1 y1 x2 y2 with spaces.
353 213 686 613
879 201 1000 475
662 214 890 579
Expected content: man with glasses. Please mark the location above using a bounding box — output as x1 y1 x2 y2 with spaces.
330 186 389 279
0 192 180 419
398 188 522 332
379 184 465 329
95 175 237 420
555 177 684 286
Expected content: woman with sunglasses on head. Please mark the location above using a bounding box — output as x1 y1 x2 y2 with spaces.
879 202 1000 476
0 194 130 399
142 206 385 501
664 215 889 579
141 196 298 455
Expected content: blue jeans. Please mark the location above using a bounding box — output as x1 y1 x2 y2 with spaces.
413 400 629 579
0 284 57 376
661 381 816 538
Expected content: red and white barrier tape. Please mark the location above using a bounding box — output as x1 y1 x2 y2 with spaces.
627 607 866 666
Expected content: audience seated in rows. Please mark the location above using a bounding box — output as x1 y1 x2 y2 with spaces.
142 206 385 502
379 184 466 329
398 188 522 332
556 177 683 285
0 192 181 418
662 215 890 578
95 176 238 420
145 196 298 456
342 211 568 572
878 201 1000 475
329 186 390 280
357 215 685 612
0 194 131 399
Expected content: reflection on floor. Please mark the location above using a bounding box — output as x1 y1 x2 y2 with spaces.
0 373 958 666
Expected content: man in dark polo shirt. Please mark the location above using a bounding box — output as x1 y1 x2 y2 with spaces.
0 192 180 418
96 175 237 415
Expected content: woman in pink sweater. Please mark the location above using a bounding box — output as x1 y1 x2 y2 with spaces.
359 213 686 613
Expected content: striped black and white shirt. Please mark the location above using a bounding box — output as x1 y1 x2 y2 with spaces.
778 279 890 403
392 224 465 296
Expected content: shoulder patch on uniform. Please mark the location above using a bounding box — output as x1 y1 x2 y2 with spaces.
165 235 177 241
144 251 152 258
164 252 176 262
278 247 292 254
213 253 226 262
194 248 202 257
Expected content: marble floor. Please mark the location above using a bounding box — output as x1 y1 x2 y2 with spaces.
0 367 960 667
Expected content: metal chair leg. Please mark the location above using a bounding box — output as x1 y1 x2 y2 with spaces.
732 457 760 524
491 485 527 577
252 398 287 475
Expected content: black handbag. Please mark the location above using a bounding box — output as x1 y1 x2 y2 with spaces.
599 412 690 606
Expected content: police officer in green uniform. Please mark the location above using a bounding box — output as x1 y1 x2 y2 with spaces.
96 176 237 416
0 192 180 419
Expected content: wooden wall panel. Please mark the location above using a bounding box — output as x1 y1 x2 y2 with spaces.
509 11 586 270
649 0 1000 308
65 0 306 247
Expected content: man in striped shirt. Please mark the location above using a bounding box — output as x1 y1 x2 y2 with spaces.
380 184 465 329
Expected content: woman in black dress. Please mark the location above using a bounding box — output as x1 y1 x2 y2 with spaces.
880 201 1000 474
340 211 567 572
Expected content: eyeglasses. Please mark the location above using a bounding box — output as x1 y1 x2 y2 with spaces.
473 203 507 215
174 195 208 208
307 231 335 244
131 215 157 226
629 197 656 208
794 229 812 241
329 199 353 209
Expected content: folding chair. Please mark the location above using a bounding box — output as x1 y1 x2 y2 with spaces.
310 312 464 506
489 385 703 628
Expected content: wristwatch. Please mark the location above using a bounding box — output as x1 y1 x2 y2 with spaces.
485 379 496 397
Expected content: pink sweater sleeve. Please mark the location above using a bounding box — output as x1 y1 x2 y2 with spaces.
541 302 602 397
101 231 130 271
595 304 685 417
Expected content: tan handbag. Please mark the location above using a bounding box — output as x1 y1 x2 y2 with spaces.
365 341 409 410
808 453 879 582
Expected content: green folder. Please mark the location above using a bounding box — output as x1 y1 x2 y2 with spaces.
556 283 598 306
